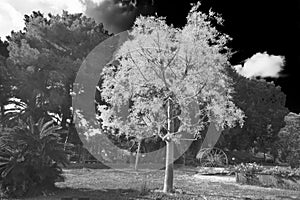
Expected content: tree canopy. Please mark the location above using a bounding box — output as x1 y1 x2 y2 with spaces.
3 11 110 129
98 3 245 192
0 39 10 119
220 68 289 153
99 7 244 136
278 112 300 167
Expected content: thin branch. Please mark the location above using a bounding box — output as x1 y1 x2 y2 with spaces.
127 52 149 82
153 31 177 79
170 114 180 121
177 114 207 127
160 68 170 88
161 131 180 141
138 48 161 77
179 138 197 141
153 31 162 55
181 51 193 81
183 80 208 100
164 49 179 79
138 47 170 88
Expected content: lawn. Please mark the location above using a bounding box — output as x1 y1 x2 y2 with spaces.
24 168 300 200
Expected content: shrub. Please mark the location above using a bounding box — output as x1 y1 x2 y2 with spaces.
235 163 300 190
0 118 69 197
234 163 264 174
235 163 300 178
261 166 300 179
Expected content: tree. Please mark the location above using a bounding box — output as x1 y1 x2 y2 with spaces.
4 11 110 132
99 3 244 193
0 39 9 58
277 112 300 167
0 39 10 120
219 68 288 159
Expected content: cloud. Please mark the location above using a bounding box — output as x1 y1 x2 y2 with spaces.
233 52 285 78
82 0 138 34
8 0 85 14
0 2 24 39
0 0 155 39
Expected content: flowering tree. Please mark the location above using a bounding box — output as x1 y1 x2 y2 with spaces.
99 3 244 193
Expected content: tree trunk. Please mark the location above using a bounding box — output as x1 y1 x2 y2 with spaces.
163 97 174 193
163 140 174 193
135 140 142 171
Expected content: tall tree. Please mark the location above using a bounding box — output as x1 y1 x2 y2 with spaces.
0 39 10 120
99 3 244 193
277 112 300 167
5 11 110 130
220 68 289 158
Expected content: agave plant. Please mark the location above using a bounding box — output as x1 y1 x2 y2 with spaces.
0 117 70 197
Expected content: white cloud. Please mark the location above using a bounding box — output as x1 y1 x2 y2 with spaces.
233 52 285 78
0 0 85 39
29 0 85 13
0 2 24 39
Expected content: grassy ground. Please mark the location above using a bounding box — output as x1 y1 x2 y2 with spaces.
23 168 300 200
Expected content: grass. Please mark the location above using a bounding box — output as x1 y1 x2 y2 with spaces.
20 168 300 200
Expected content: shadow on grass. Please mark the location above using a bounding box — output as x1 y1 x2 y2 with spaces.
54 187 153 200
53 187 199 200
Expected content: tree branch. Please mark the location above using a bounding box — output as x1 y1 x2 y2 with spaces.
138 47 170 88
177 114 207 127
183 80 207 100
164 49 179 79
127 52 149 82
181 52 193 81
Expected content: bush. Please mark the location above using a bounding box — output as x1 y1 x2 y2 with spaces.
235 163 263 173
235 163 300 190
235 163 300 178
0 118 69 198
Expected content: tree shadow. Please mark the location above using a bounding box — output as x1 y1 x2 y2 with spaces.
55 187 150 200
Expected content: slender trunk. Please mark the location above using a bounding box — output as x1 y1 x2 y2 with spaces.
163 140 174 193
163 97 174 193
64 133 69 151
135 140 142 171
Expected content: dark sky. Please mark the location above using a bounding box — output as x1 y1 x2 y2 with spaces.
150 0 300 113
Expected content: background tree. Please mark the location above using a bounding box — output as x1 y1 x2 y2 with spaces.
277 112 300 167
99 3 244 193
0 39 10 120
4 11 110 138
219 68 289 159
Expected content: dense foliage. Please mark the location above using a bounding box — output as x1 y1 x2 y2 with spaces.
277 112 300 168
2 11 110 131
99 3 245 192
235 163 300 179
0 118 69 197
219 68 288 157
0 40 10 119
0 11 111 197
99 4 244 141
